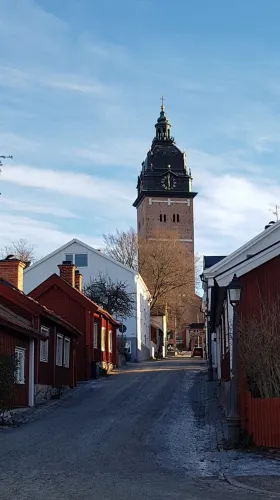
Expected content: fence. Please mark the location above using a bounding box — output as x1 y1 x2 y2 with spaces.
238 387 280 448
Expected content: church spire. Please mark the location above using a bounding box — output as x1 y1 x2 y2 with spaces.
154 96 173 143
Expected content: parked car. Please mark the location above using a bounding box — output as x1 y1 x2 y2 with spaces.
191 347 203 358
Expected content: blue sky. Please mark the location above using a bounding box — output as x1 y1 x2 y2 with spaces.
1 0 280 259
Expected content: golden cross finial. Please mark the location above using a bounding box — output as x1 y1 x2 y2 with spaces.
161 95 165 111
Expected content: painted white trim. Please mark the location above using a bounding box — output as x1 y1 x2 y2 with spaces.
63 337 70 368
216 239 280 288
29 339 34 407
56 334 63 366
204 220 280 278
15 347 25 384
108 330 113 353
101 327 106 352
150 199 191 206
93 322 98 349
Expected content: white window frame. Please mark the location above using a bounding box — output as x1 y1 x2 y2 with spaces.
108 330 113 353
56 334 63 366
15 347 25 384
74 253 88 267
40 325 49 363
63 337 70 368
65 253 74 263
93 322 98 349
101 327 106 352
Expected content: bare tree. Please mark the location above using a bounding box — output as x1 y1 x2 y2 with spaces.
0 239 37 264
138 229 198 314
83 272 135 319
238 295 280 398
103 227 138 270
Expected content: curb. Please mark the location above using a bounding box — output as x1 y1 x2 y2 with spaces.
223 474 280 498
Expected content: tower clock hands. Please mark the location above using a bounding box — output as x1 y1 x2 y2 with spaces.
167 172 171 190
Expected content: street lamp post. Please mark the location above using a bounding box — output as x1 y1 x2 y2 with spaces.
227 273 242 446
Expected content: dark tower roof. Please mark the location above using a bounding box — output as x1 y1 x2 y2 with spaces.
133 98 197 208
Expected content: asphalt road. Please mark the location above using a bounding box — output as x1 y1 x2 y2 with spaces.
0 358 267 500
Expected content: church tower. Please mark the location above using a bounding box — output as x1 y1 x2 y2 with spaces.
133 98 197 260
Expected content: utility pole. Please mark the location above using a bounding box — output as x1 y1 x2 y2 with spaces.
269 204 279 222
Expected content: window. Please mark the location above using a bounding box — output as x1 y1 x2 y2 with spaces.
56 334 63 366
108 330 113 353
63 337 70 368
101 327 106 352
75 254 88 267
64 253 88 267
173 214 176 222
93 322 98 349
40 325 49 363
15 347 25 384
164 214 167 222
160 214 162 222
177 214 180 222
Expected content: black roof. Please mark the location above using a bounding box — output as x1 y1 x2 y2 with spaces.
203 256 226 270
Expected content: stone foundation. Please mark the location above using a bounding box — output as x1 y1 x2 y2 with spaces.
35 384 69 404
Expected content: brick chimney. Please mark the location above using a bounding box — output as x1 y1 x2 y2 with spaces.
75 270 83 293
58 261 76 287
0 255 27 291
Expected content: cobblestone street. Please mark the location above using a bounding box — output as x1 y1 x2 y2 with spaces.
0 358 279 499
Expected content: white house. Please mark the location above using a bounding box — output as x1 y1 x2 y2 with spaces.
24 239 151 362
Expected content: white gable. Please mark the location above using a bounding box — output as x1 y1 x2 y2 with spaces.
24 239 136 294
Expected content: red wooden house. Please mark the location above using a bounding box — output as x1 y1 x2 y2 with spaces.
0 257 82 408
29 261 118 380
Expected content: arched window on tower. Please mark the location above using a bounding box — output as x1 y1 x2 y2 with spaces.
173 214 176 223
160 214 162 222
164 214 167 222
177 214 180 222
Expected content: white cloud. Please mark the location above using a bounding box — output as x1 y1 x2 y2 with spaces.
0 132 39 154
0 198 78 218
192 150 280 255
0 213 103 256
75 138 148 167
1 163 134 202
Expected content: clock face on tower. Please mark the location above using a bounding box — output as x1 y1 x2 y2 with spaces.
161 173 177 191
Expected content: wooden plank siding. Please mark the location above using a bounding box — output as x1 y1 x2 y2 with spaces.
0 328 29 407
236 254 280 448
32 286 87 381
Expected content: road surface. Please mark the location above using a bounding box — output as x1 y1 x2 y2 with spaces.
0 358 269 499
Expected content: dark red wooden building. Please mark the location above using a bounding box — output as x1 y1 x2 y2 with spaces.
0 257 82 408
29 261 118 380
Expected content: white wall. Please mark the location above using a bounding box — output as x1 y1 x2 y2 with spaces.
24 241 138 340
135 275 150 350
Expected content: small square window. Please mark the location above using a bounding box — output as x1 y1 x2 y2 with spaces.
65 254 74 263
75 254 88 267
